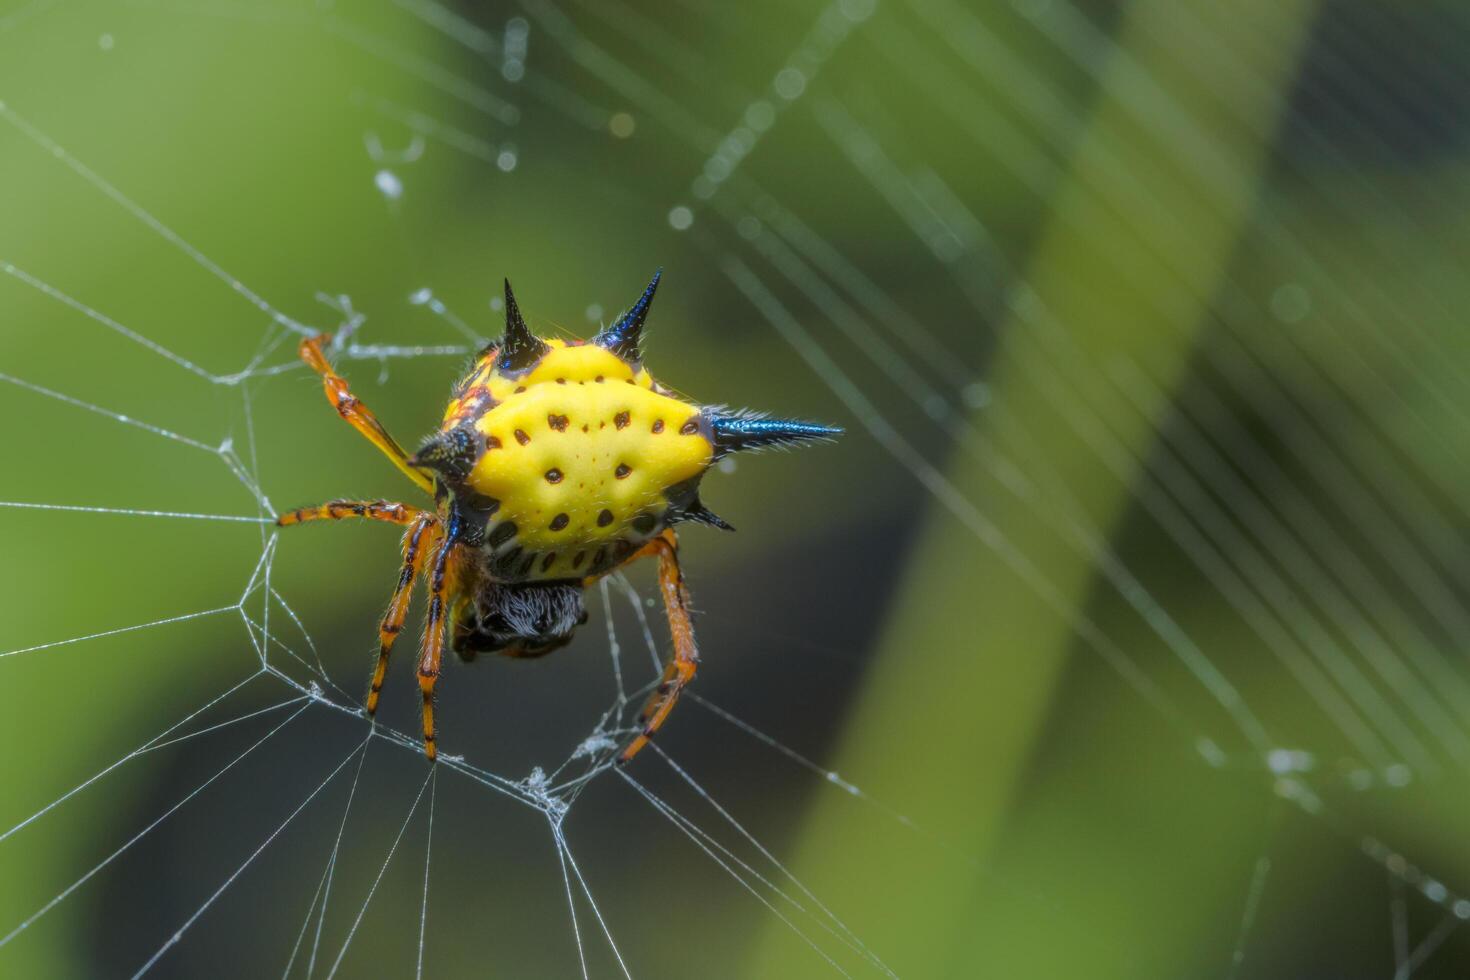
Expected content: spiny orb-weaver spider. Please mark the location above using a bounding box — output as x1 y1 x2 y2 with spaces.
278 272 840 763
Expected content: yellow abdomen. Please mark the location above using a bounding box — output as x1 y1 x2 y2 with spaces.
457 344 713 581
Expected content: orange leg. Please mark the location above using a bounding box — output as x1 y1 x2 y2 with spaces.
297 333 436 495
417 529 458 761
617 530 698 764
276 499 425 527
366 513 438 716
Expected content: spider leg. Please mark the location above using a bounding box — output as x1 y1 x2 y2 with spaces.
366 513 438 716
276 499 426 527
417 520 460 761
617 530 698 764
297 333 436 495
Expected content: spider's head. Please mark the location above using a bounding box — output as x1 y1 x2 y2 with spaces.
410 423 478 483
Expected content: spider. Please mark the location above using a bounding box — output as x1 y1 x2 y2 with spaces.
278 271 840 764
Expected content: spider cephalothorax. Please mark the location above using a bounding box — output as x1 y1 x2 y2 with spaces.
278 271 840 763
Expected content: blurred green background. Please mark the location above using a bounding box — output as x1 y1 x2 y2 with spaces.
4 0 1470 976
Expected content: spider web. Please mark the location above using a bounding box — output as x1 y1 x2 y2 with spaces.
3 0 1470 976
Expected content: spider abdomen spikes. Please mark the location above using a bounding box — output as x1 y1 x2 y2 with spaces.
421 273 841 583
704 408 843 458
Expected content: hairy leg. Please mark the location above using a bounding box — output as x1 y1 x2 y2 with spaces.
366 513 438 716
297 333 435 495
417 526 459 761
617 530 697 763
276 499 425 527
